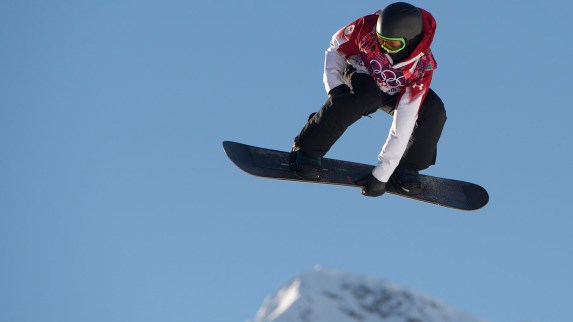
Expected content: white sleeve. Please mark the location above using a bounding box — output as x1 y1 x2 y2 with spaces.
323 36 347 93
371 87 425 182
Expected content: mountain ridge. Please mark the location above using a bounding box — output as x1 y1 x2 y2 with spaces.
253 268 485 322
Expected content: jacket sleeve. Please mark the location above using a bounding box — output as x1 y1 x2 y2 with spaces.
323 17 368 93
323 35 348 93
372 70 434 182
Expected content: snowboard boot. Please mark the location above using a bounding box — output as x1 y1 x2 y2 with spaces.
392 168 424 196
289 146 322 181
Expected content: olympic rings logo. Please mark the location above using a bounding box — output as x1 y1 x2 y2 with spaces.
370 60 405 88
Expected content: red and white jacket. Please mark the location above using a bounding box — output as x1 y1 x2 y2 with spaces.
324 8 438 182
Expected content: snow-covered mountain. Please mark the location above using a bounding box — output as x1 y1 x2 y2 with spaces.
253 268 485 322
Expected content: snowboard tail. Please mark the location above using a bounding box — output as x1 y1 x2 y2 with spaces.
223 141 489 211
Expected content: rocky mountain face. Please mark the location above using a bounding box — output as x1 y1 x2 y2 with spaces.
253 268 485 322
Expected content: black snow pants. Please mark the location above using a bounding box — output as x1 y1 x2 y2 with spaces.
294 71 447 172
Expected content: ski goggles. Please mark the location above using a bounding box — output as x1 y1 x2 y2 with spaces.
376 32 406 53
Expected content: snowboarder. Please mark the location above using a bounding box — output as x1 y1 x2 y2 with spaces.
290 2 447 197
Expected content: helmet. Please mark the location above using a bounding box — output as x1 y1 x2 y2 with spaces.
376 2 423 40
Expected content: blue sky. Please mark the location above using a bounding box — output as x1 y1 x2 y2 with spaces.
1 1 572 321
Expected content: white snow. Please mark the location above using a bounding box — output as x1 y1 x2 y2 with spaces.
253 268 486 322
265 279 302 320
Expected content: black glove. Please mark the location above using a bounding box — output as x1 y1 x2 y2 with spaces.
355 173 386 197
328 84 351 97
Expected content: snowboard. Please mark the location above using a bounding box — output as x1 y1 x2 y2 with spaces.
223 141 489 211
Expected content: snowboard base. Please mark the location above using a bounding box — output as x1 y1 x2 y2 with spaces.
223 141 489 211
